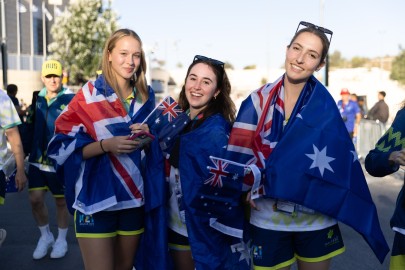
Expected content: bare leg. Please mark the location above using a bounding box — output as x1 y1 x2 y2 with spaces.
114 234 141 270
54 197 69 229
170 249 195 270
78 237 115 270
297 259 331 270
29 189 48 226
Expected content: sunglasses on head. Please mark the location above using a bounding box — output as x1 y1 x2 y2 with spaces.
193 55 225 69
295 21 333 43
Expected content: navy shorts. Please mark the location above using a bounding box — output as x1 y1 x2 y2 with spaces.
75 207 145 238
168 228 191 251
390 231 405 270
28 165 64 197
251 223 345 269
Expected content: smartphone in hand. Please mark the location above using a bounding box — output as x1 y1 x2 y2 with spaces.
128 131 155 149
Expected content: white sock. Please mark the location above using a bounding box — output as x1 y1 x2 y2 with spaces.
38 224 53 239
56 228 68 242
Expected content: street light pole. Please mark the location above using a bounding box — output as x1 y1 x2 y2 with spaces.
0 0 7 88
320 0 329 86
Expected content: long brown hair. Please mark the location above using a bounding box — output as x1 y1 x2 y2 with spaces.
178 58 236 123
101 29 148 102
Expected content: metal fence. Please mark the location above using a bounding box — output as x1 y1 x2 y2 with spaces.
356 119 386 159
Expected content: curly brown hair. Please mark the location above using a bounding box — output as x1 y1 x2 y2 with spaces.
178 57 236 123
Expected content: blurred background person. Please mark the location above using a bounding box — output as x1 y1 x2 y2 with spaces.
367 91 389 126
337 88 361 138
6 84 26 122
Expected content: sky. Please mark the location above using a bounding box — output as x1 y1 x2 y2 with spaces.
110 0 405 70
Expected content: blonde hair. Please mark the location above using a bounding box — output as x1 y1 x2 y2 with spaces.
101 29 148 102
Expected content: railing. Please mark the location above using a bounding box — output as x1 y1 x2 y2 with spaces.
356 119 386 159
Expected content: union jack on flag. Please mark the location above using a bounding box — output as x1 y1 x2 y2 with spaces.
205 158 229 187
191 156 246 218
142 96 189 155
227 77 285 191
143 96 183 130
225 74 390 264
48 75 156 215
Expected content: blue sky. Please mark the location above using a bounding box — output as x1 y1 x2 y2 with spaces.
111 0 405 70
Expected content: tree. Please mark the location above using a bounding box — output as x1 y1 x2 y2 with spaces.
48 0 118 85
224 62 234 70
350 56 369 68
243 65 256 70
329 50 346 68
390 47 405 85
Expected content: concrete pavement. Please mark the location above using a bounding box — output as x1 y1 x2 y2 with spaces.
0 165 402 270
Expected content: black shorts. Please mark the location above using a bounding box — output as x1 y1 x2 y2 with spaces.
75 207 145 238
251 223 345 269
28 164 64 196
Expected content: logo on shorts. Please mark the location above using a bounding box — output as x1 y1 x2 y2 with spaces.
252 245 263 260
325 229 340 247
78 213 94 226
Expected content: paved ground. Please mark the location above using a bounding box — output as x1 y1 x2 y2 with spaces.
0 165 402 270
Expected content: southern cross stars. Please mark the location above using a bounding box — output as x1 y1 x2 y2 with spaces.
305 145 335 177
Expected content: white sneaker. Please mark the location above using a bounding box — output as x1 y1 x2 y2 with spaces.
50 239 68 259
0 229 6 247
33 235 55 260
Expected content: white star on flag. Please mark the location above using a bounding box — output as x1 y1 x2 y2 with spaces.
230 239 251 265
305 145 335 176
351 150 359 163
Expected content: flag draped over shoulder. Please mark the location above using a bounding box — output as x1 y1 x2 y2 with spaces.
48 75 155 215
135 96 186 270
227 75 389 264
190 156 247 238
178 114 250 269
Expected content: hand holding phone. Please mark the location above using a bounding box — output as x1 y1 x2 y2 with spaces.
128 131 155 149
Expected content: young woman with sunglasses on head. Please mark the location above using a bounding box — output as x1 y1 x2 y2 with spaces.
48 29 157 270
227 21 388 270
165 55 249 269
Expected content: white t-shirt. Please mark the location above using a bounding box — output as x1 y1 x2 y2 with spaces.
167 165 188 237
0 90 21 171
250 197 337 231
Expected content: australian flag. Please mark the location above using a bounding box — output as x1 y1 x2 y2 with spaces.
227 75 390 264
142 96 189 155
5 169 18 193
191 156 245 221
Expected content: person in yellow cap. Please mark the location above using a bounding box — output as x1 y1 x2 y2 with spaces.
26 59 75 260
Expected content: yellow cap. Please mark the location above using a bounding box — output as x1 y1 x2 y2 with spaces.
42 60 62 77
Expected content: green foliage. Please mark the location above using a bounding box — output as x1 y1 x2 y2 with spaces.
243 65 256 70
224 62 234 70
390 48 405 85
329 50 346 68
351 56 369 68
48 0 118 85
